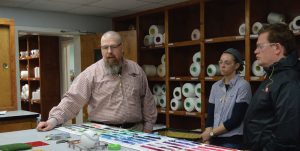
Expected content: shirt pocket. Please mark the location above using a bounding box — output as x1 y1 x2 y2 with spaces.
124 74 141 101
92 78 117 96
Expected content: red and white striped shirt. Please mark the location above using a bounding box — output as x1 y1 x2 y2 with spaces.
49 59 157 131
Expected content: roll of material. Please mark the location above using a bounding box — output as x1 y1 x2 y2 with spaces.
195 83 201 98
157 64 166 77
153 84 163 95
142 65 157 76
143 35 154 46
161 84 166 95
194 98 202 112
292 16 300 30
207 64 220 77
252 22 265 34
267 12 285 24
182 83 196 98
80 130 99 149
240 61 246 76
161 54 165 64
154 33 164 45
173 87 182 99
191 29 200 40
190 62 201 77
239 23 245 36
170 98 183 111
20 70 28 78
252 60 266 76
153 95 159 106
184 97 196 112
34 67 40 78
158 94 166 108
193 51 201 63
149 25 164 36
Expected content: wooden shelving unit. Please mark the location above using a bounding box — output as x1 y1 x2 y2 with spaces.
18 35 61 121
113 0 300 131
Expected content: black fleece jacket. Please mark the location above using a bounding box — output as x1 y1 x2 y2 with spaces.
244 51 300 151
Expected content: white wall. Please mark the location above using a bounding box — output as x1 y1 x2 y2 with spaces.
0 6 112 110
0 6 111 32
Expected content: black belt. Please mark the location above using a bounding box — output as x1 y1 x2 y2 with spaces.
91 121 136 129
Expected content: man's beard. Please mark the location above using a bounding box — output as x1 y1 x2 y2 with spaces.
104 59 122 75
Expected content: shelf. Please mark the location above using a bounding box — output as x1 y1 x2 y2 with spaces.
169 110 201 117
147 76 165 81
157 108 166 114
31 99 41 104
19 56 40 60
204 76 223 81
20 77 40 81
141 44 165 50
250 76 265 81
205 36 245 43
169 76 200 81
168 40 200 48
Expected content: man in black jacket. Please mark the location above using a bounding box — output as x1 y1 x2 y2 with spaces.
244 23 300 151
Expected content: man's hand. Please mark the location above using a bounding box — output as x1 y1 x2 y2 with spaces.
36 118 57 131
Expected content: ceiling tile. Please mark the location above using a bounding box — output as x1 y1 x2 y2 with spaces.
131 3 162 12
0 0 34 7
90 0 148 10
159 0 187 5
20 0 79 12
68 5 117 16
49 0 100 5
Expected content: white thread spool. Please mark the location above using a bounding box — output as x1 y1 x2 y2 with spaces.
238 23 245 36
80 130 99 149
173 87 182 99
190 62 201 77
191 29 200 40
252 60 265 76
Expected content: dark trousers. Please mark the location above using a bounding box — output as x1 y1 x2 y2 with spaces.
210 135 245 150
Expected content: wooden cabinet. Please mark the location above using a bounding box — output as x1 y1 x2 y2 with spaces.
0 18 17 111
113 0 300 131
18 35 60 121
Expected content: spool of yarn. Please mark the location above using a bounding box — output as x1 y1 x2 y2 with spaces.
191 29 200 40
238 23 245 36
184 97 196 112
207 64 220 77
194 98 202 112
267 12 285 24
161 54 165 65
252 60 265 76
170 98 183 111
149 25 164 36
154 33 164 45
252 22 266 34
292 15 300 30
193 51 201 63
142 65 156 76
190 62 201 77
182 83 196 98
195 83 201 98
173 87 182 99
80 130 99 149
143 35 154 46
153 84 163 95
157 64 166 77
158 95 166 108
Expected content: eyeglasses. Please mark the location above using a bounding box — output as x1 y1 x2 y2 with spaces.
256 43 277 50
218 60 234 66
101 43 122 51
